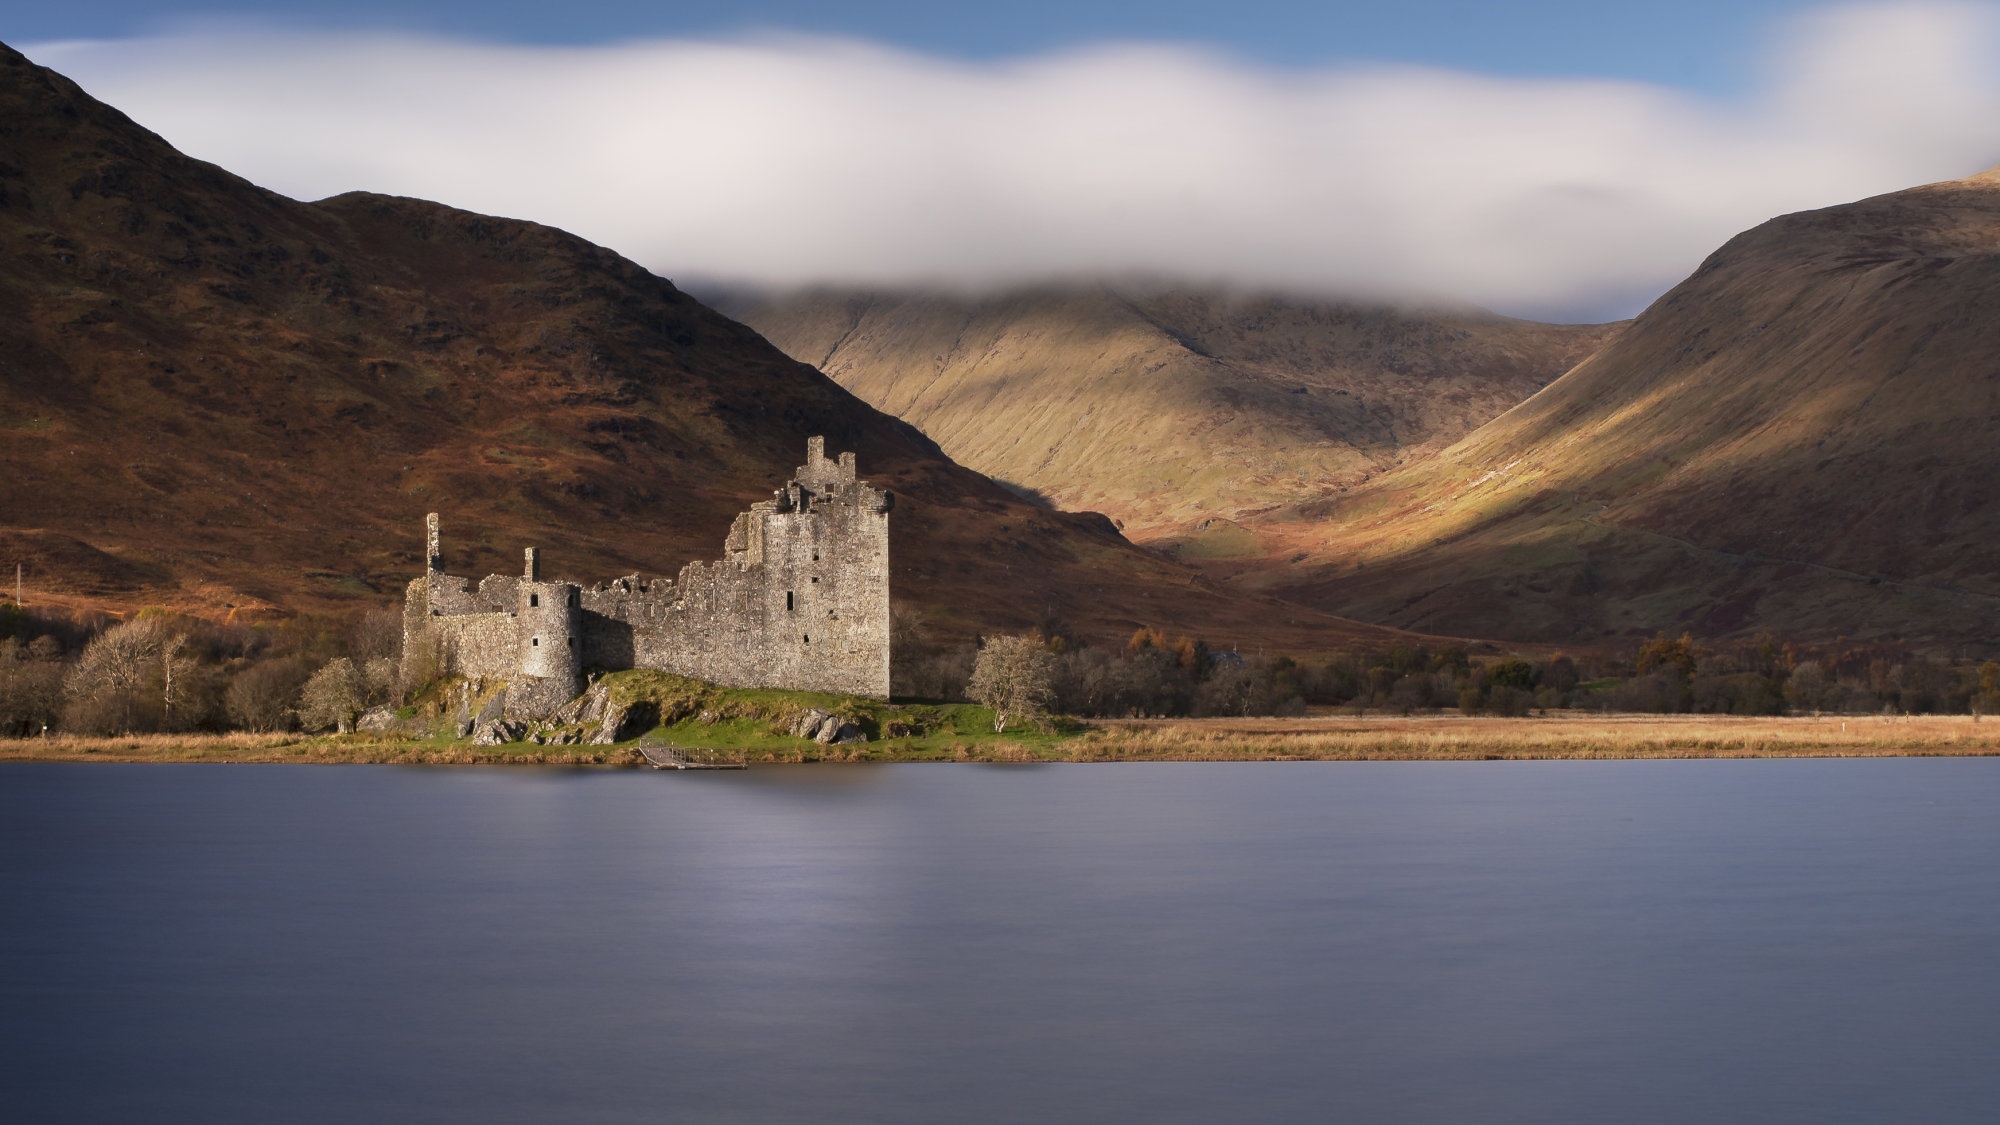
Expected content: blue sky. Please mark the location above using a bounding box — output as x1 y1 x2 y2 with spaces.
14 1 1831 93
18 3 2000 319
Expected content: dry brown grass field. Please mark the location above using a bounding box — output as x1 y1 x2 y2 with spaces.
1072 712 2000 761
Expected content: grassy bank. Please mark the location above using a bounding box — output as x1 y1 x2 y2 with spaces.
1072 712 2000 760
8 712 2000 765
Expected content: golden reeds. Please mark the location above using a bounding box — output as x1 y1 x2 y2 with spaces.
9 712 2000 765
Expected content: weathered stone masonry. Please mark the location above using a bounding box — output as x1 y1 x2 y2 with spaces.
403 438 892 713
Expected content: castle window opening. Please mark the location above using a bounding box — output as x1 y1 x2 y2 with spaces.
811 576 819 584
529 593 538 607
803 634 811 644
786 591 795 611
532 637 540 646
567 638 574 649
569 590 579 607
812 552 819 561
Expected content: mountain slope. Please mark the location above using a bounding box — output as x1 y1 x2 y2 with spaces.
0 43 1417 656
1256 170 2000 649
716 285 1619 546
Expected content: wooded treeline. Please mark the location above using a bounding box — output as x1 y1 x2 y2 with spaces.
0 604 404 737
897 618 2000 720
7 598 2000 738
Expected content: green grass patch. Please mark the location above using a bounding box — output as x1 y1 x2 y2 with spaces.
596 669 1081 762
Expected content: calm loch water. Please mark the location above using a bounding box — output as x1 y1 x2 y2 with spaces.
4 760 1999 1123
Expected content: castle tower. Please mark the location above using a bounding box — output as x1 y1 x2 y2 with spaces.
402 437 894 722
507 546 583 715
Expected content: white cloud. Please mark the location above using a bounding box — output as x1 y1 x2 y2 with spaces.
25 2 2000 320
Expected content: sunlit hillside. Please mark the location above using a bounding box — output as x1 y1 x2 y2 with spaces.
1253 169 2000 651
720 285 1618 548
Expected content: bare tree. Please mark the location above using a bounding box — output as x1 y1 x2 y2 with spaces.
0 637 64 736
968 634 1057 733
63 618 167 734
227 657 309 733
298 658 366 733
1785 662 1833 714
362 657 398 706
397 628 445 701
161 634 196 726
349 609 404 665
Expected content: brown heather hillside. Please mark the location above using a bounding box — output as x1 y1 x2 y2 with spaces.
1253 170 2000 652
0 44 1429 657
717 285 1619 551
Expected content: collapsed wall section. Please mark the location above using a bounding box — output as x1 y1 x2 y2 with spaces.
403 437 893 710
627 471 891 697
617 437 890 697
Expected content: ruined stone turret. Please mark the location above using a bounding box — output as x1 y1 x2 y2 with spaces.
508 547 584 714
401 437 893 716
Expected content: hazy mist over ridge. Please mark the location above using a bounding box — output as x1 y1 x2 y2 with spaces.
26 1 2000 322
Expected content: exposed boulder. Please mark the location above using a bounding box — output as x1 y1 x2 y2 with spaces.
791 707 867 743
452 691 475 738
792 708 835 740
356 706 396 733
587 699 657 745
471 718 526 745
554 683 611 727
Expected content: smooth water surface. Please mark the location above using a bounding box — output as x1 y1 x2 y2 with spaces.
4 760 1999 1123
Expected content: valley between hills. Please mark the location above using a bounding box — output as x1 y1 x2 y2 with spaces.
731 172 2000 656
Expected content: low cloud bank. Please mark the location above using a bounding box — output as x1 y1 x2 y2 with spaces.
27 2 2000 320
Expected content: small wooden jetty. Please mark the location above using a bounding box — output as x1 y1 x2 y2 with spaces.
638 743 747 771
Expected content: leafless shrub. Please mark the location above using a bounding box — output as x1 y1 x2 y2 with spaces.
226 656 310 733
62 617 173 735
350 608 403 666
0 637 65 736
298 658 366 733
968 634 1057 733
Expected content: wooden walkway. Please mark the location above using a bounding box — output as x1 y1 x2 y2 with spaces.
637 743 747 770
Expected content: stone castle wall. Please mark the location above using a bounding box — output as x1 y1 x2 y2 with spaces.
402 438 892 714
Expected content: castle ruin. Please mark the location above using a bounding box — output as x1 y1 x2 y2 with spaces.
403 438 892 713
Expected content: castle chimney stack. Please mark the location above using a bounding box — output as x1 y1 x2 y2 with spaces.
425 513 442 573
524 547 541 582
